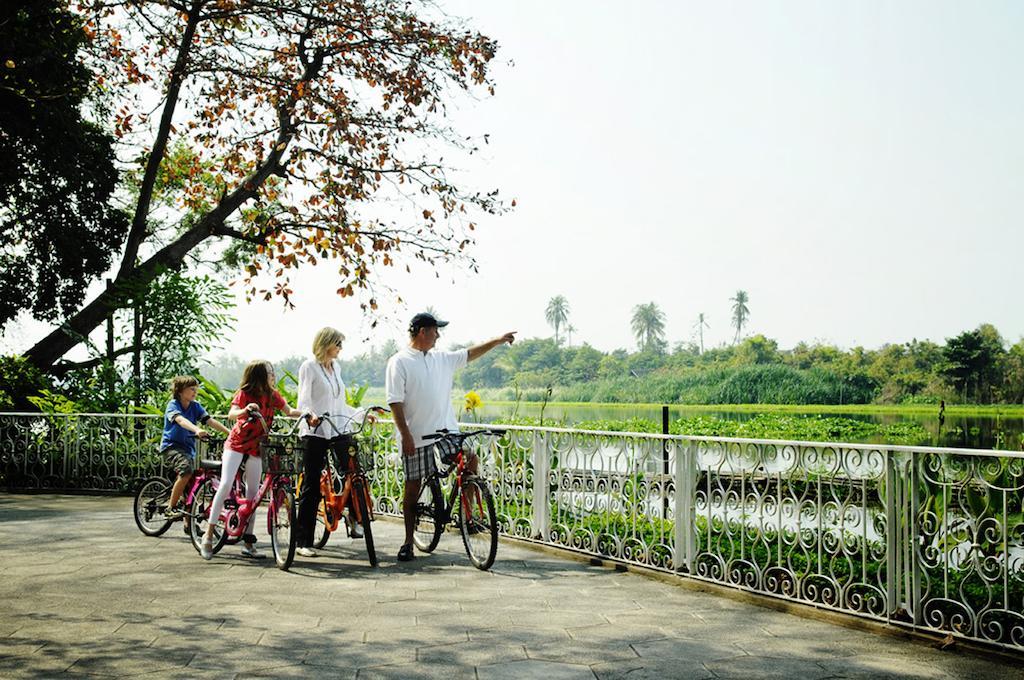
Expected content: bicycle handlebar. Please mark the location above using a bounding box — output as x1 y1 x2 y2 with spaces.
243 409 309 438
423 427 507 443
312 406 390 438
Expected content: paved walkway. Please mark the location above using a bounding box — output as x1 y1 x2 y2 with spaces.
0 494 1020 679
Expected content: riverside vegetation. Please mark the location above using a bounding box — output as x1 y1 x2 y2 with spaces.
4 323 1022 448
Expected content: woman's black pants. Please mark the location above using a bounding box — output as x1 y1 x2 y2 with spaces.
296 434 351 548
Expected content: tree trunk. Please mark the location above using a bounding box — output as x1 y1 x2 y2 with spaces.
24 226 212 370
24 150 284 371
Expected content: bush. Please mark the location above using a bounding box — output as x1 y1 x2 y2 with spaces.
0 355 52 411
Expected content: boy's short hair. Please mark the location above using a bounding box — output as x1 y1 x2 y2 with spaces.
170 376 199 400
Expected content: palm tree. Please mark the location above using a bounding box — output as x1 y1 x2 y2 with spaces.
545 295 570 344
730 290 750 344
692 313 710 354
631 302 666 352
566 324 576 346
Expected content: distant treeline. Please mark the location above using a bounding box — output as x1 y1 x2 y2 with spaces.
198 340 400 395
201 323 1023 406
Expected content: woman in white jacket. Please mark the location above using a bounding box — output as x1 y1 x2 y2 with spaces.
295 327 362 557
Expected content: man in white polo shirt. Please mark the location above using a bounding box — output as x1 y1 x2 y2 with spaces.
386 312 515 562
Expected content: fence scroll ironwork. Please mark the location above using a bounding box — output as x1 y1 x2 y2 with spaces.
1 412 1021 652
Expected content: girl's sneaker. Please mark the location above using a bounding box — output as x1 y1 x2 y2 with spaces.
200 539 214 560
240 543 265 559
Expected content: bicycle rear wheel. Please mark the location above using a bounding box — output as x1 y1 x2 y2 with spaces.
269 483 297 570
412 477 444 553
459 475 498 570
134 477 173 537
313 500 332 550
352 477 377 567
188 476 228 554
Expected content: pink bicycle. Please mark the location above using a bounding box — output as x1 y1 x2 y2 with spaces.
187 413 304 570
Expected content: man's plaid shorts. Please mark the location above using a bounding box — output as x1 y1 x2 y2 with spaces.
402 444 437 482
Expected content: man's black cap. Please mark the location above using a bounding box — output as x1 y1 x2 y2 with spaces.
410 312 448 333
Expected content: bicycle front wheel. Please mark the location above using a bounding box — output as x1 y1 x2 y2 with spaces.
269 483 297 570
412 477 444 553
459 475 498 570
133 477 173 537
352 477 376 567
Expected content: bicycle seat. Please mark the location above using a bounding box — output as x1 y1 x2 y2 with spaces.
198 459 221 470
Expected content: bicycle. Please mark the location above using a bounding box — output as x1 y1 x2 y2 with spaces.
412 428 506 570
300 407 388 567
133 437 236 540
188 412 304 570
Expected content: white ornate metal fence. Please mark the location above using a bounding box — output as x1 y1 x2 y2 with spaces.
1 413 1022 652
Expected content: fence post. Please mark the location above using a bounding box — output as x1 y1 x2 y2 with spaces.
532 430 551 542
909 451 923 626
674 439 696 573
884 449 899 622
662 406 670 519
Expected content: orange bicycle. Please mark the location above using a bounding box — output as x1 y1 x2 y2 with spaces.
301 407 387 566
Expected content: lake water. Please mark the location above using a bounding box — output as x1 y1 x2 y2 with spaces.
471 402 1024 451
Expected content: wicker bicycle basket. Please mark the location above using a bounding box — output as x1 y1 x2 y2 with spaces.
330 436 376 474
260 437 301 475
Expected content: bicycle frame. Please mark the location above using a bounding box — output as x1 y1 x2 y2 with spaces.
310 408 386 529
318 452 372 531
411 427 504 570
213 412 303 538
429 452 470 528
181 466 219 509
219 468 292 538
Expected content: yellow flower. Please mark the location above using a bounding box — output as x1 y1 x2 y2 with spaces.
464 390 483 412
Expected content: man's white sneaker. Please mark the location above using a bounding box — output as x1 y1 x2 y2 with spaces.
296 547 318 558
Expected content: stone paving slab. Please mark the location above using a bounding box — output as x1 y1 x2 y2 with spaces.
1 493 1022 679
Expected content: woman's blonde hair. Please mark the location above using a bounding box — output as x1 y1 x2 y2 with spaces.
170 376 199 400
312 327 345 362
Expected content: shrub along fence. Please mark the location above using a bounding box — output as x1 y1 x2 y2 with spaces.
1 412 1021 653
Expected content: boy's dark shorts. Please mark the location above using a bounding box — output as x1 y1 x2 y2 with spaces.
162 446 193 477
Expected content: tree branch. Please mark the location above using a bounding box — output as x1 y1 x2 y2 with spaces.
116 0 204 280
50 345 140 375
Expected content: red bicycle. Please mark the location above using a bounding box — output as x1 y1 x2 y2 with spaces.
412 428 505 570
188 413 303 570
133 438 241 541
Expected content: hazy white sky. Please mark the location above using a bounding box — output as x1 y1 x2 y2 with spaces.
6 1 1023 363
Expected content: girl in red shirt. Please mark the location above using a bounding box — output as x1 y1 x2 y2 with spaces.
200 360 304 560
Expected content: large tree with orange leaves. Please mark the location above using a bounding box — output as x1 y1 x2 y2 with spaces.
23 0 506 370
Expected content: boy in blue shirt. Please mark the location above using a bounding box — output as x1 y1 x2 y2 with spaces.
161 376 230 519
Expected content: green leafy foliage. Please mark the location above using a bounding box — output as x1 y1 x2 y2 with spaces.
0 355 52 410
0 0 128 327
346 383 369 408
26 389 78 414
460 323 1024 406
494 413 928 445
48 270 234 413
